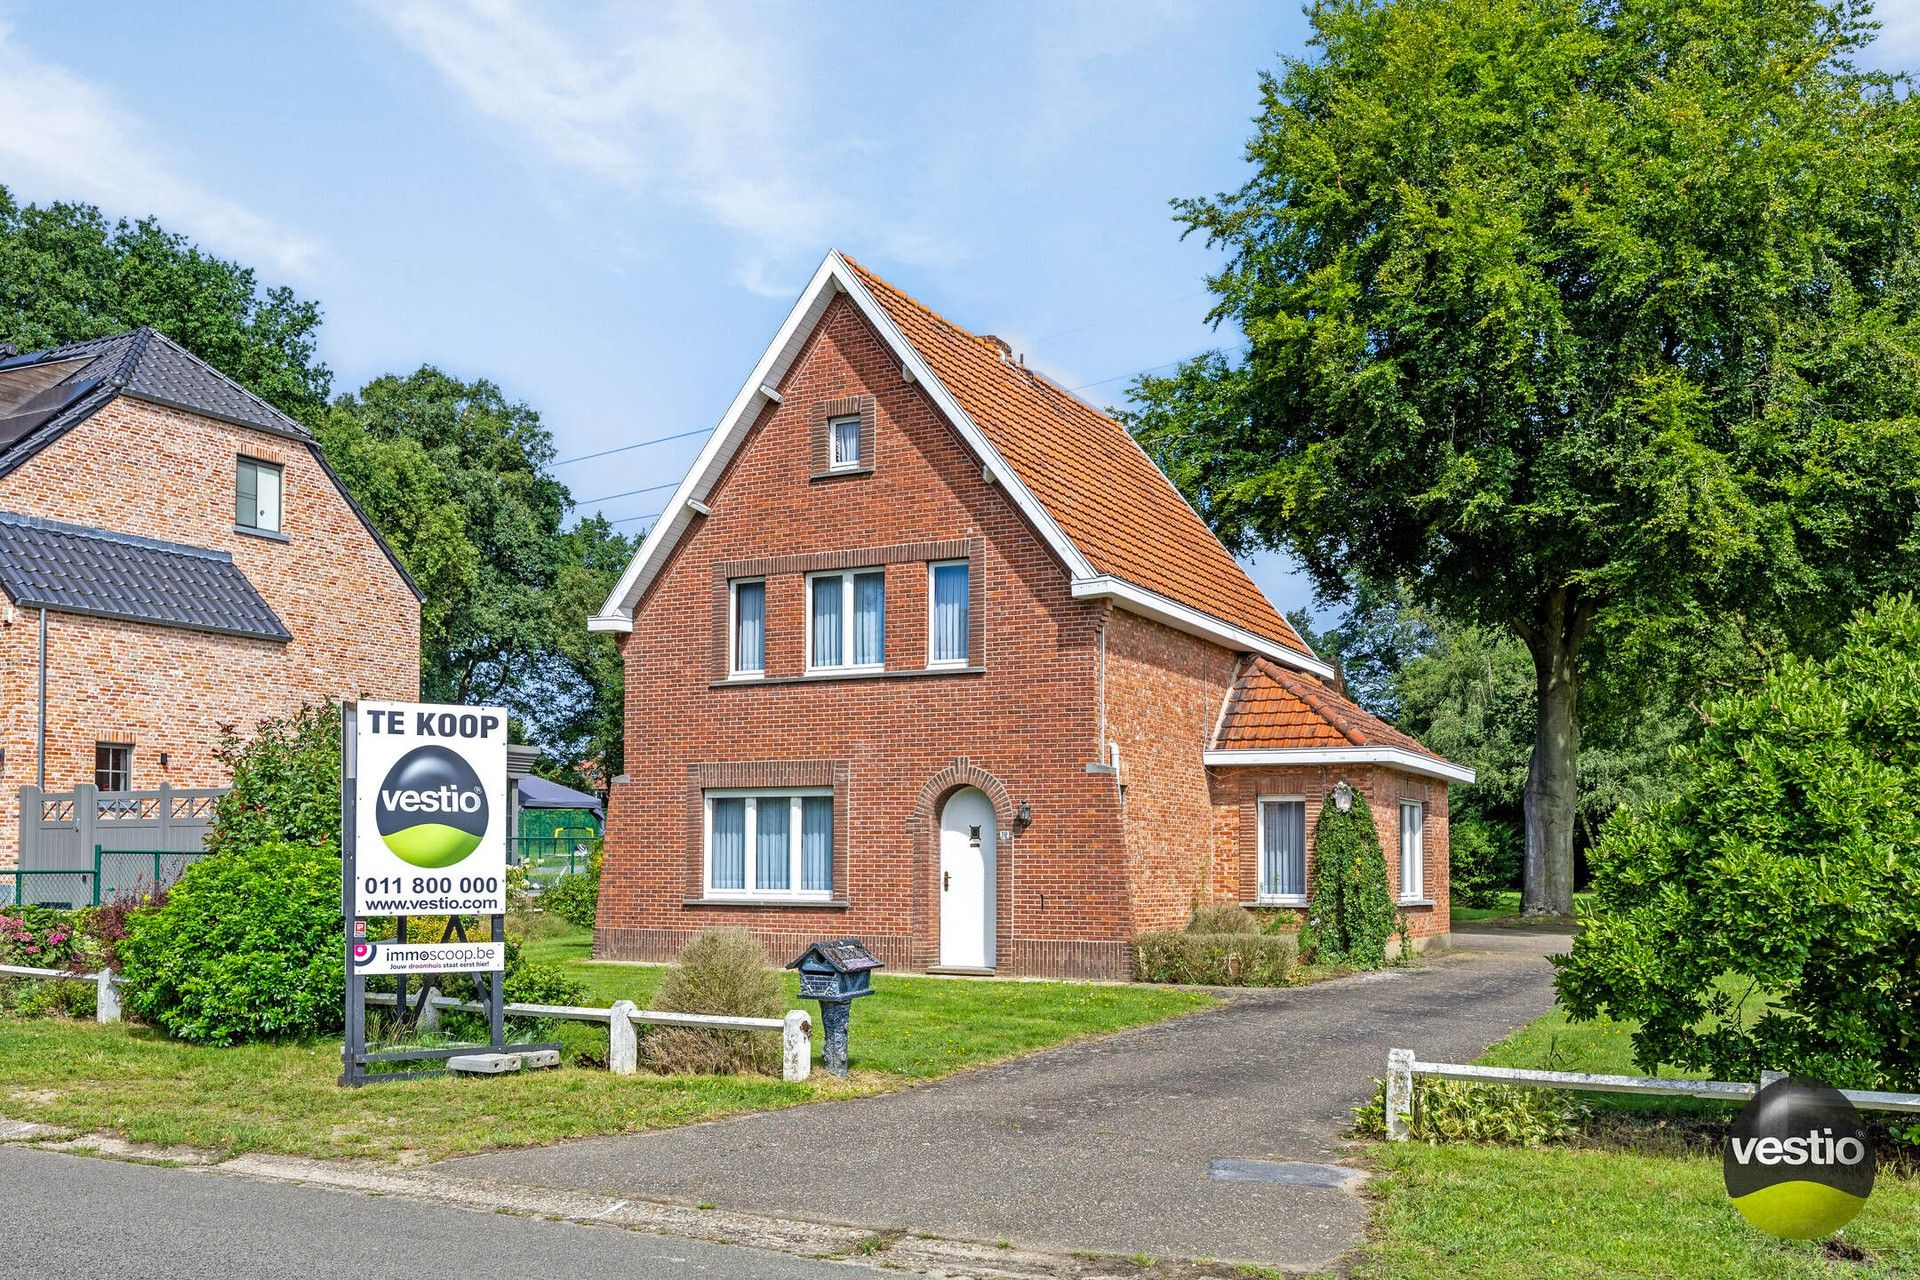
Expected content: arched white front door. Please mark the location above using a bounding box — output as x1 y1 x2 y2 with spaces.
938 787 996 969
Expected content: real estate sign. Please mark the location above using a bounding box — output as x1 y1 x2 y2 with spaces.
350 700 509 918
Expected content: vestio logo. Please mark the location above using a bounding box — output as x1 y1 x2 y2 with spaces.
1725 1076 1875 1239
374 745 489 868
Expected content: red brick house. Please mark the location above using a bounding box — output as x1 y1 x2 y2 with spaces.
590 254 1471 978
0 329 421 866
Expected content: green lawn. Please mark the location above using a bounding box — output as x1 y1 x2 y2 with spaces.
1452 889 1597 924
1347 1002 1920 1278
0 928 1213 1161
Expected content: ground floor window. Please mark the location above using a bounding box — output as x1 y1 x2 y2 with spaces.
1257 796 1306 903
705 789 834 899
94 742 132 792
1400 800 1425 901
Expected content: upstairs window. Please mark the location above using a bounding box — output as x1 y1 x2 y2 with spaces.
829 414 862 470
809 569 885 671
236 457 283 534
94 742 133 792
1400 800 1426 901
706 790 834 899
1258 797 1306 903
730 579 765 676
929 561 970 666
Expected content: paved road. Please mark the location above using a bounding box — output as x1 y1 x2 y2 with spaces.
446 925 1570 1271
0 1145 867 1280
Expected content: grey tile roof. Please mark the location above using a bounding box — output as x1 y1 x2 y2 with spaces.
0 512 290 641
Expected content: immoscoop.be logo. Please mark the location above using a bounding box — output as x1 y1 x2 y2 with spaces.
373 744 489 869
1724 1077 1876 1240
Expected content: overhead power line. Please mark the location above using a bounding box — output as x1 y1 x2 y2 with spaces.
553 425 711 467
574 479 678 506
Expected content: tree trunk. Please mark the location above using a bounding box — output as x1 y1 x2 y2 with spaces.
1518 588 1591 917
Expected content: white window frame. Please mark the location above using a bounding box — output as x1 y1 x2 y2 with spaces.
728 577 765 678
1255 794 1308 905
805 568 885 673
927 559 971 668
235 456 283 533
1399 800 1426 903
702 788 834 902
828 413 862 470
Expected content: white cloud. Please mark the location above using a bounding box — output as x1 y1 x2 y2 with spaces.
1866 0 1920 69
368 0 933 296
0 23 322 278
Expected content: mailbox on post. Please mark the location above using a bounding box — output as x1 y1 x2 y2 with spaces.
786 938 882 1076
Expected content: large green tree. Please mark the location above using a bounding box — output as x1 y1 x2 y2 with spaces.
1127 0 1920 913
0 186 329 422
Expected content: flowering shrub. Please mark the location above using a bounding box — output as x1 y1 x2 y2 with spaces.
0 906 86 971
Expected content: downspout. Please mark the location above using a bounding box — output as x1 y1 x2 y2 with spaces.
36 607 47 789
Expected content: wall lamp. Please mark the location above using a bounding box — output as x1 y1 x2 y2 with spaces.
1014 800 1033 829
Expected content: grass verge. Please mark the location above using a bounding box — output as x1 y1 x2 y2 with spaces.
0 927 1213 1161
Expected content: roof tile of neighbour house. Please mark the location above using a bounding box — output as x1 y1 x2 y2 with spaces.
842 257 1314 659
1214 657 1449 760
0 512 291 641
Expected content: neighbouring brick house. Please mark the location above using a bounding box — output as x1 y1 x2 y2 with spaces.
590 253 1471 978
0 328 421 867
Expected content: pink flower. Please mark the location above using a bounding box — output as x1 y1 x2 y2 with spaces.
23 945 39 954
47 932 68 944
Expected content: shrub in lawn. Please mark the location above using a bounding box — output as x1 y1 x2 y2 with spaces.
0 906 85 970
1186 903 1260 934
1133 931 1298 986
642 928 784 1075
120 840 343 1044
1557 595 1920 1092
1306 791 1394 968
541 866 599 930
80 888 166 973
1353 1077 1585 1146
207 700 341 855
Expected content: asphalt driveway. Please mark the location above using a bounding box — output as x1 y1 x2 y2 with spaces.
443 925 1570 1271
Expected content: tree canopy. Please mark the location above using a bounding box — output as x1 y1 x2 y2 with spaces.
1126 0 1920 912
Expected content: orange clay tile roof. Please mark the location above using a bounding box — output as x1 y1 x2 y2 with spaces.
1215 657 1451 760
844 257 1313 658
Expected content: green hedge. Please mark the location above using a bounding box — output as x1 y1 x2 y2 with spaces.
1134 931 1298 986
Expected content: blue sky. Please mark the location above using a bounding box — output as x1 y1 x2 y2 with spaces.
2 1 1915 624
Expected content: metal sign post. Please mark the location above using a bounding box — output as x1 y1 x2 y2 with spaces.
339 700 554 1086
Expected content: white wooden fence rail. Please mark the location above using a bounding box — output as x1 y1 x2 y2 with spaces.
1385 1047 1920 1141
365 990 812 1083
0 965 811 1083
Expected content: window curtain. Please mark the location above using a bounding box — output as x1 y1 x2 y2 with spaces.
756 798 790 890
1401 805 1422 897
833 417 860 466
854 572 885 665
812 576 842 666
711 798 746 891
932 563 969 662
802 796 833 892
734 581 764 672
1262 800 1305 898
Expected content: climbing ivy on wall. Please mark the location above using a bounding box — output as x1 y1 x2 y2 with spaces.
1306 790 1394 968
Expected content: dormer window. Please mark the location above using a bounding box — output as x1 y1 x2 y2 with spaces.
236 457 283 534
829 414 861 470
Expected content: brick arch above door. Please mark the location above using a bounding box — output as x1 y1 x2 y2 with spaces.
905 758 1015 969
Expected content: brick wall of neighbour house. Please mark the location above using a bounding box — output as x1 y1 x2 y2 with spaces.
0 396 420 867
598 293 1138 978
1207 764 1452 947
1101 609 1242 934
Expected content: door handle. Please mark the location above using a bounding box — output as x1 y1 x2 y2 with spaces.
943 871 950 891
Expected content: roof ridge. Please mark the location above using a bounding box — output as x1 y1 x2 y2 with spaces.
125 328 311 440
0 511 234 564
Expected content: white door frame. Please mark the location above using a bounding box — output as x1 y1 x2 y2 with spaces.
938 787 996 969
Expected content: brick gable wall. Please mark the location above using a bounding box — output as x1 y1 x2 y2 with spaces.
0 396 419 865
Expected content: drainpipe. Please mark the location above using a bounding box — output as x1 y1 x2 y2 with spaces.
35 607 47 789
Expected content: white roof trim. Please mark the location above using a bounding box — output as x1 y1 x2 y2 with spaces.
591 250 1091 631
1071 576 1336 679
1203 747 1476 785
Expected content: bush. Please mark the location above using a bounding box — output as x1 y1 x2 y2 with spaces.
1556 596 1920 1092
1187 902 1260 934
541 864 599 930
1134 931 1299 986
1448 816 1521 908
437 937 586 1042
1306 791 1395 968
1352 1077 1586 1146
207 701 341 855
120 840 343 1044
642 928 784 1075
0 906 85 970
